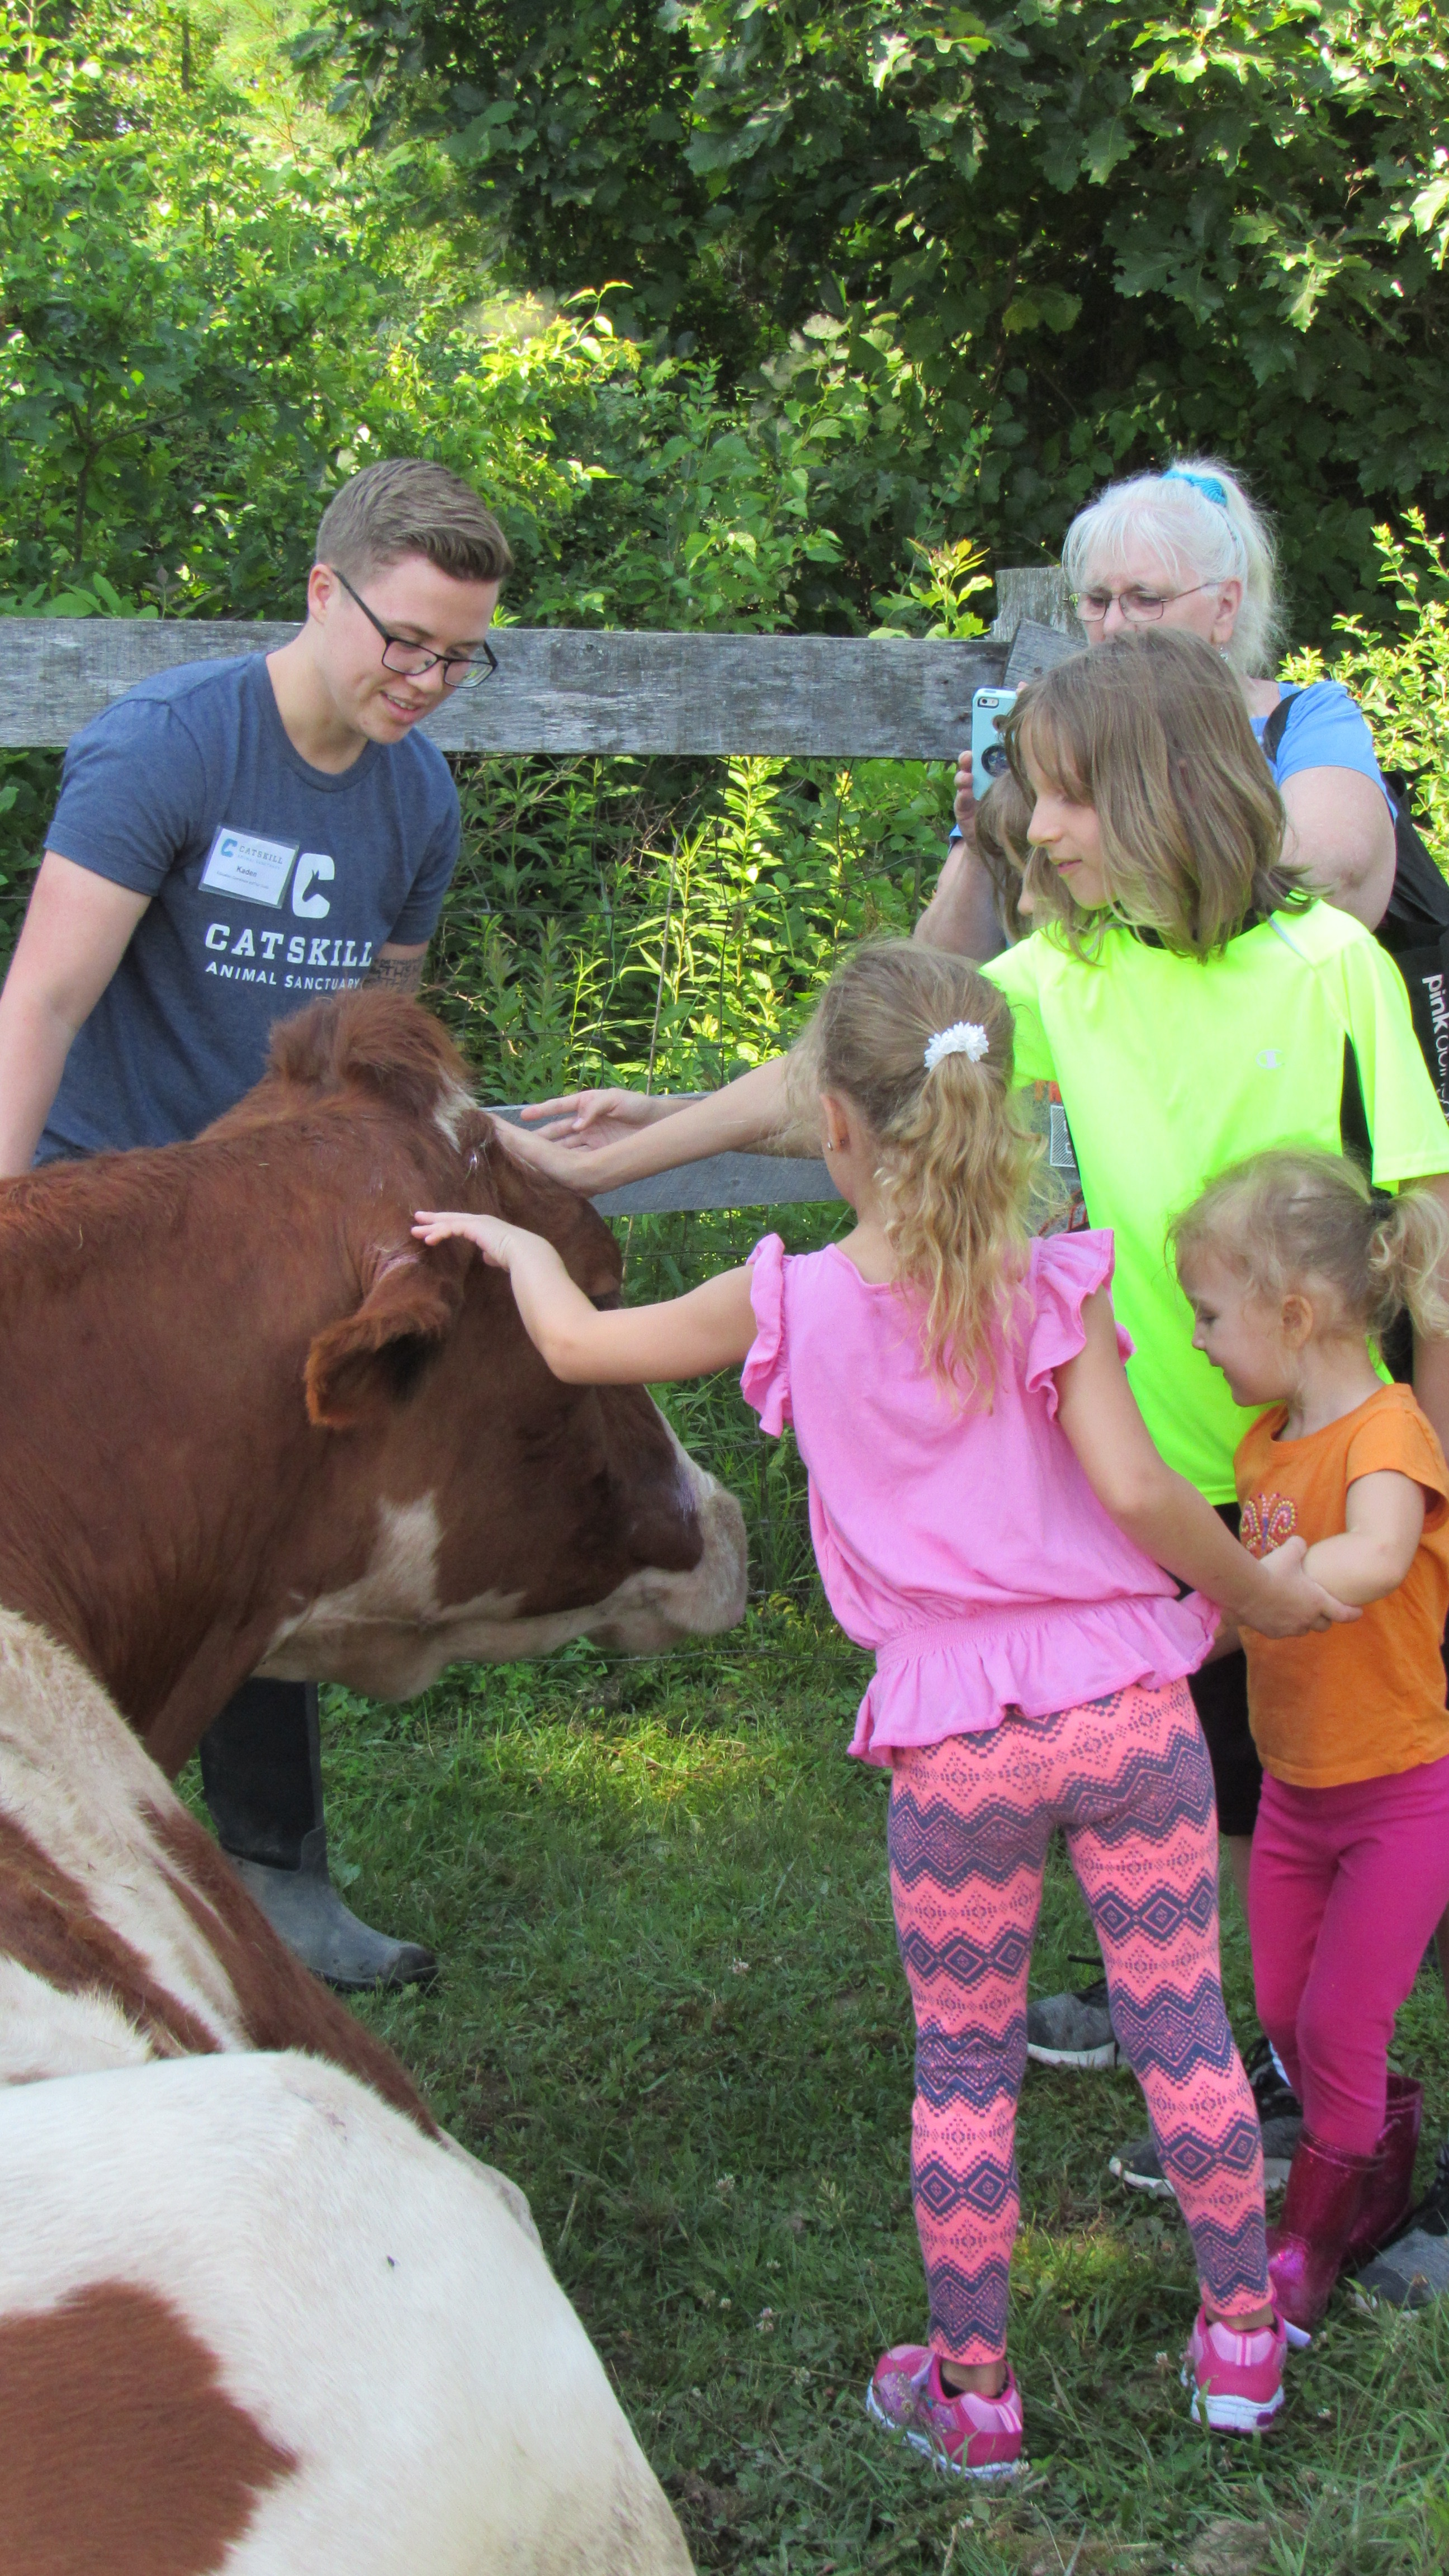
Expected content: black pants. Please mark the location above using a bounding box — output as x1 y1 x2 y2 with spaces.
1186 1503 1261 1839
200 1678 322 1870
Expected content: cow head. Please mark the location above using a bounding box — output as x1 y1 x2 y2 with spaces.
220 995 750 1707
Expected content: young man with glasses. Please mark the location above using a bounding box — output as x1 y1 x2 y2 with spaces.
0 456 509 1990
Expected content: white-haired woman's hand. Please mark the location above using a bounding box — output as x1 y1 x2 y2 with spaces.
490 1117 611 1194
916 761 1006 957
518 1088 686 1149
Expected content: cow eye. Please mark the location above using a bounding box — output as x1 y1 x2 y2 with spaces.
589 1290 623 1312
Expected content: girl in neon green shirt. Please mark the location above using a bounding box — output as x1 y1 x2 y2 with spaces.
509 631 1449 1900
978 631 1449 1926
983 631 1449 1509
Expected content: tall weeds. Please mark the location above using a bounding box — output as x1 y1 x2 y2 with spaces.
430 750 952 1104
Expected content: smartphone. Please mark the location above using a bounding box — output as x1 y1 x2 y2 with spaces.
970 687 1017 801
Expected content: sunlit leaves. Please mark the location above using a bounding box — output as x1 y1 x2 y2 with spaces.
308 0 1449 630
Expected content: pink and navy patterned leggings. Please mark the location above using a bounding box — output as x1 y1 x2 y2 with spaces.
888 1677 1269 2365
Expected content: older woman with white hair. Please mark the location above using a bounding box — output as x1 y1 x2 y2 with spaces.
921 457 1400 956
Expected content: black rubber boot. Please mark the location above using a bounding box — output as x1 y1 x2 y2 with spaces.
200 1678 437 1992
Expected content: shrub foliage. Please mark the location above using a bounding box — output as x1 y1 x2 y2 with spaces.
304 0 1449 633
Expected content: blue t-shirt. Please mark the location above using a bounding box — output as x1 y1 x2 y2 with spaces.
1248 678 1395 813
42 654 460 1158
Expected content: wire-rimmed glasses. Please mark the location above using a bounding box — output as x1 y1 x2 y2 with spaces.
1069 580 1218 629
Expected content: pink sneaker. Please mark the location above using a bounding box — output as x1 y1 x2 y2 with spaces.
1181 2308 1286 2433
866 2344 1024 2477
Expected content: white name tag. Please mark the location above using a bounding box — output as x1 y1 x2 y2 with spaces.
200 827 299 908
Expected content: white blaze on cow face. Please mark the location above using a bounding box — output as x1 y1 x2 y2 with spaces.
259 1415 747 1700
433 1076 477 1150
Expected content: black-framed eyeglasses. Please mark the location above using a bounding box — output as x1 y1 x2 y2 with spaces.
329 564 499 689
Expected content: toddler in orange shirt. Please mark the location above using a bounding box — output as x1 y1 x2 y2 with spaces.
1173 1150 1449 2343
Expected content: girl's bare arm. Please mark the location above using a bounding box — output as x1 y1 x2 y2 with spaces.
504 1054 797 1196
1054 1290 1357 1637
1302 1470 1426 1605
413 1210 759 1382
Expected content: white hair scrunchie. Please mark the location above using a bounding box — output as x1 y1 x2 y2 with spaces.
923 1021 990 1074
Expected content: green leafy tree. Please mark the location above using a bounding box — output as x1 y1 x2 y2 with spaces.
0 0 496 615
308 0 1449 636
1285 513 1449 863
1 0 943 631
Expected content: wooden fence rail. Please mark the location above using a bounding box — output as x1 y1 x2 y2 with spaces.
2 569 1077 1214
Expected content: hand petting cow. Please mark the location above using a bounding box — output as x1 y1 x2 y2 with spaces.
0 993 746 2576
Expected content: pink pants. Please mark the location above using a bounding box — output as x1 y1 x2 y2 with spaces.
1249 1754 1449 2154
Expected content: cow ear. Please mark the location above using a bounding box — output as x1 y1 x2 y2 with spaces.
305 1252 465 1431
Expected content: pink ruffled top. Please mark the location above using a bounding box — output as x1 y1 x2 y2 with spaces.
741 1229 1216 1765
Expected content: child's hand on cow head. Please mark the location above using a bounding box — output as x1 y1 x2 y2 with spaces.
413 1210 519 1267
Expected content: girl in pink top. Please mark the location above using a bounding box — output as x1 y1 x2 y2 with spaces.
415 941 1349 2474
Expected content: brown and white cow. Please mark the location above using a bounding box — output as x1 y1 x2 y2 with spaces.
0 993 745 2575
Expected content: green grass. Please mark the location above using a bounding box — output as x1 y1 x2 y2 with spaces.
174 1201 1449 2565
203 1598 1449 2575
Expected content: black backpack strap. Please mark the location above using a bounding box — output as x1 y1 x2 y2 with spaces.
1261 693 1297 765
1341 1039 1416 1380
1339 1035 1372 1172
1379 787 1449 941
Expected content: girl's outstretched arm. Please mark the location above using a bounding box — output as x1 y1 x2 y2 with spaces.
505 1054 797 1197
1054 1288 1358 1639
413 1210 758 1384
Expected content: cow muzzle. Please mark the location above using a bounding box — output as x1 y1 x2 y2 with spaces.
585 1469 748 1652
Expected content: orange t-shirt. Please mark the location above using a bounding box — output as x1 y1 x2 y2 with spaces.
1234 1383 1449 1788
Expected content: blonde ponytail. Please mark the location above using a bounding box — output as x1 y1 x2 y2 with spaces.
1367 1187 1449 1341
1170 1150 1449 1345
789 943 1039 1393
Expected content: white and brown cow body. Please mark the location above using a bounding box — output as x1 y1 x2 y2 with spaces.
0 1616 690 2575
0 996 741 2574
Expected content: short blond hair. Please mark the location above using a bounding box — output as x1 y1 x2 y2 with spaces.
790 943 1039 1394
1002 630 1309 959
1171 1150 1449 1345
316 458 513 586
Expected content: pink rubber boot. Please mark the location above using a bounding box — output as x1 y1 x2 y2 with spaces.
1267 2129 1376 2346
1345 2073 1423 2264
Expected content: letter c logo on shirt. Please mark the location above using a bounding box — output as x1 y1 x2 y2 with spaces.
292 853 335 920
